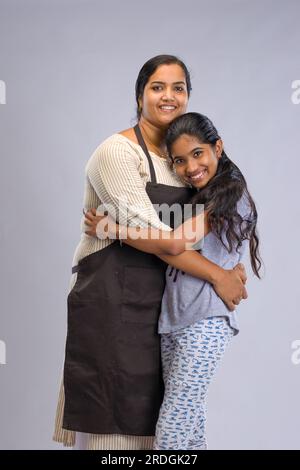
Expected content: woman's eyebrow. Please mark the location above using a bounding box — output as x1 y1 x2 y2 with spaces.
150 81 186 85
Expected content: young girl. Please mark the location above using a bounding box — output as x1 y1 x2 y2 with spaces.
85 112 261 450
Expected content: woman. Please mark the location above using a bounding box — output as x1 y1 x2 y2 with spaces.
53 55 247 450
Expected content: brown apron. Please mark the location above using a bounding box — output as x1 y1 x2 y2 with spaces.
63 125 193 435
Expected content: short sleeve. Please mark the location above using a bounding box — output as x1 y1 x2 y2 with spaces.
86 138 172 231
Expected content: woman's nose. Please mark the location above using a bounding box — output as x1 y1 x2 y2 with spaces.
162 88 175 101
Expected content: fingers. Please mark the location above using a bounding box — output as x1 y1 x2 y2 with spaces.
226 300 236 312
234 263 247 284
83 207 107 217
85 213 107 225
242 286 248 299
232 287 248 306
85 230 94 236
84 218 94 227
85 211 97 222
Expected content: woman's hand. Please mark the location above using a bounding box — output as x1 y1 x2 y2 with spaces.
84 208 118 239
212 263 248 311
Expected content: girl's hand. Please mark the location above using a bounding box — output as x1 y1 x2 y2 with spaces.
212 263 248 311
84 209 118 239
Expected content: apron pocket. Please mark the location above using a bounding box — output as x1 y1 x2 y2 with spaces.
121 266 165 325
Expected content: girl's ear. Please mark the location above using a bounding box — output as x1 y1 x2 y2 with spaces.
215 139 223 159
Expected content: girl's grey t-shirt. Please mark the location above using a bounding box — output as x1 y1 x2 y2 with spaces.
158 193 253 335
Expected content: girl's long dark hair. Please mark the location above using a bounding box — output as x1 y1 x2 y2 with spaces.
166 112 262 278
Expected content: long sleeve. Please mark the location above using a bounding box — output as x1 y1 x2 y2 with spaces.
86 139 172 231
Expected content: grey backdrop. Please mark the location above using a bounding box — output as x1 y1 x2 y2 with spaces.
0 0 299 450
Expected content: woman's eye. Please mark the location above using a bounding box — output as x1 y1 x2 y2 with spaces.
152 86 163 91
175 86 184 92
194 151 202 157
174 159 184 165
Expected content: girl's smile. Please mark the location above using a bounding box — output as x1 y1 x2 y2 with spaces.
171 134 223 188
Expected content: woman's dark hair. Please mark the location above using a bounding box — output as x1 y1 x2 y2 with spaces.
135 55 192 119
166 112 262 278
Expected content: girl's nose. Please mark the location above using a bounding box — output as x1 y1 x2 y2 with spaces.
186 160 199 175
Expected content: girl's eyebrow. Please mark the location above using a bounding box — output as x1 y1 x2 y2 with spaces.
173 147 204 159
189 147 204 153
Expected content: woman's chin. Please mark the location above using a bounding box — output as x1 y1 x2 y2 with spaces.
157 111 182 127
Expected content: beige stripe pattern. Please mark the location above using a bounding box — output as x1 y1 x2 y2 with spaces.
53 133 186 449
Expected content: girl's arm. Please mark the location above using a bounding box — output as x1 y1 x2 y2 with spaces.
113 210 210 256
122 234 247 311
157 250 247 311
85 211 247 311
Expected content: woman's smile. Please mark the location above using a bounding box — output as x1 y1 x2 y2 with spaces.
158 104 178 113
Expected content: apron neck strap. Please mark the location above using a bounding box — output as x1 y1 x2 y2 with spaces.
134 124 157 184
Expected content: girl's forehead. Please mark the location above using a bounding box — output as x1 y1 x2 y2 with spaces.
172 134 205 146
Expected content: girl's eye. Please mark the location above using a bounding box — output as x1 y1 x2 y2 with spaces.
175 86 185 92
152 86 163 91
194 151 202 158
173 159 184 165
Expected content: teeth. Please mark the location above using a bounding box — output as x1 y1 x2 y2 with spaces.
160 106 176 110
190 170 206 180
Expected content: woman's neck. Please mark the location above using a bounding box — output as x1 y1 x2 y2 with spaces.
138 117 168 157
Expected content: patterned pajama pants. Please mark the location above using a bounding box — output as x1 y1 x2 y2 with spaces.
153 317 234 450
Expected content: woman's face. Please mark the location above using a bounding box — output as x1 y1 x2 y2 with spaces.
139 64 189 128
171 134 223 189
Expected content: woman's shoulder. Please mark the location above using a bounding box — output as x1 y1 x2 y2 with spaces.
97 130 138 152
87 130 141 169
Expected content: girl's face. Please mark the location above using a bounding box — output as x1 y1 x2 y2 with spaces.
171 134 223 189
139 64 188 128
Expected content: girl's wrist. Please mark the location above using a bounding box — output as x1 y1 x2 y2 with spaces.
210 265 225 286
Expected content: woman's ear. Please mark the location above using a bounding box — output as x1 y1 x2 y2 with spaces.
215 139 223 159
138 97 143 113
